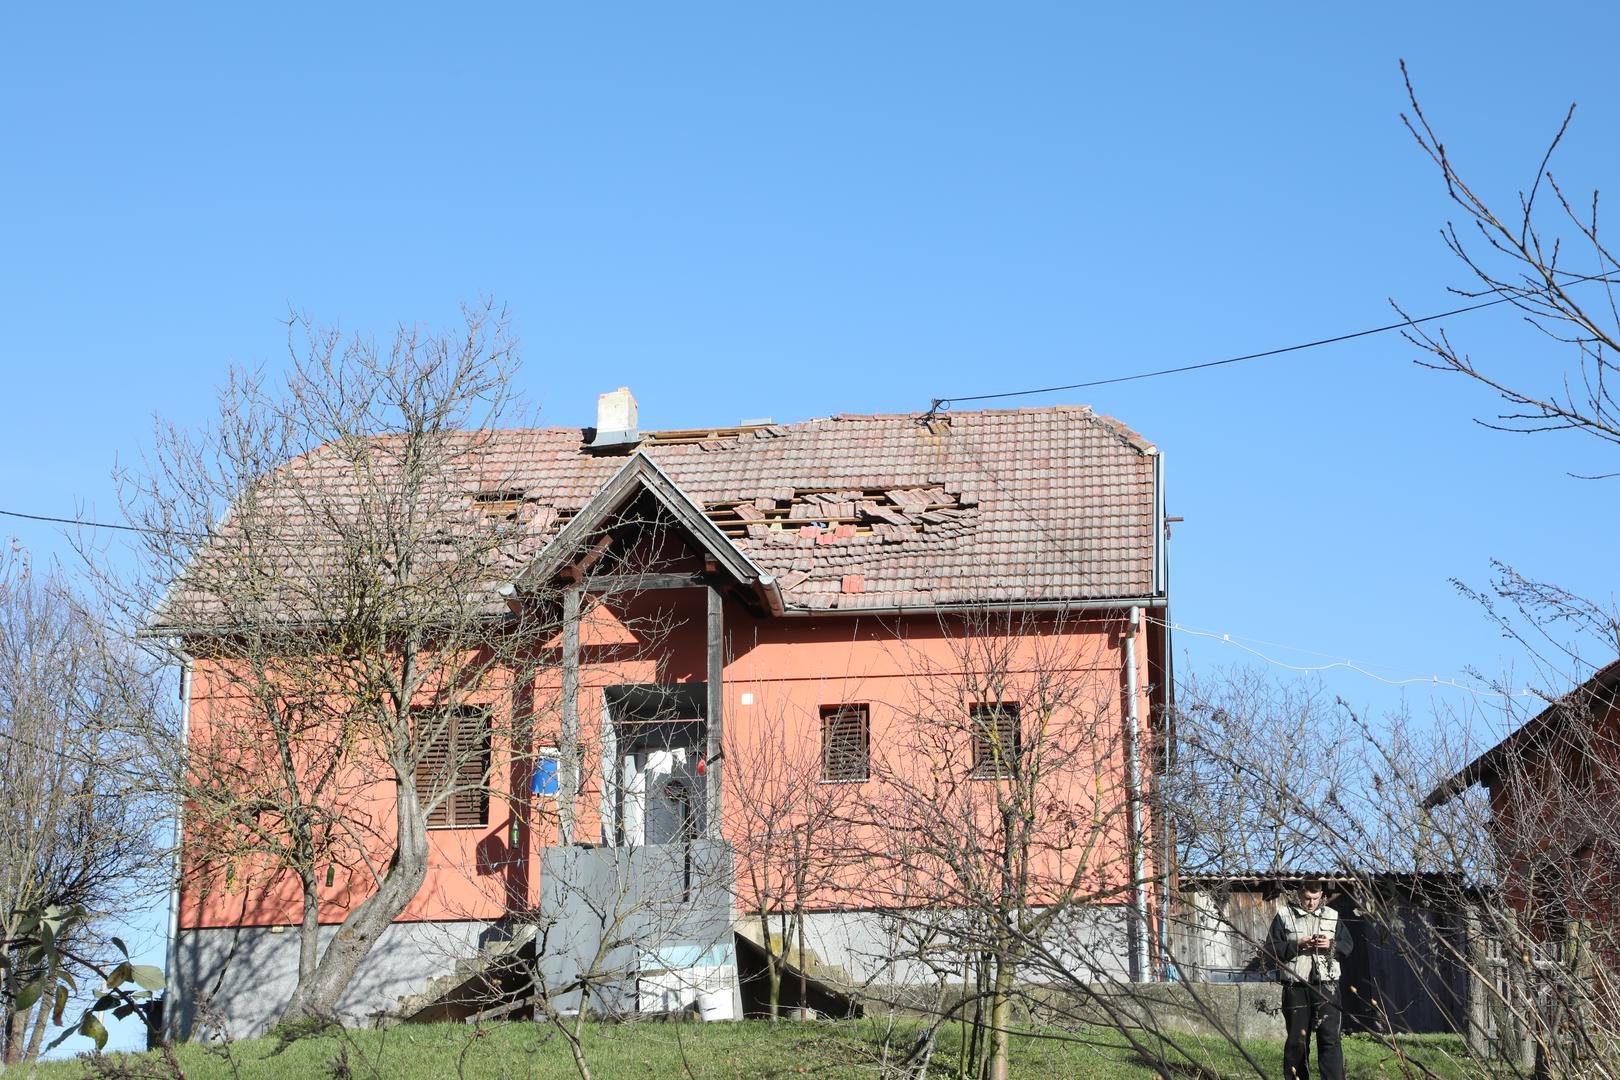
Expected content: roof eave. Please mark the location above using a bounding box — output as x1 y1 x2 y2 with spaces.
1423 657 1620 808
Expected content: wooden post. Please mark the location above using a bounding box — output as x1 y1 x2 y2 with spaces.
706 584 724 839
559 585 581 846
1463 902 1490 1058
599 693 616 847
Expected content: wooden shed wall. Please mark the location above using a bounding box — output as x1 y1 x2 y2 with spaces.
1169 884 1474 1036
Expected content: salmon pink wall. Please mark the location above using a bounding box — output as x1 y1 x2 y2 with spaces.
179 596 1162 929
179 660 528 929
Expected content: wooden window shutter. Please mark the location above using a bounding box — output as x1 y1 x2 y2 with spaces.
417 720 452 828
970 702 1021 778
820 704 870 782
416 707 490 828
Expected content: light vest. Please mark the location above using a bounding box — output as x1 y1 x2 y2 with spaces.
1276 900 1340 984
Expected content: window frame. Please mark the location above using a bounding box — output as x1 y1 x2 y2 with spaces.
820 703 871 783
969 701 1022 779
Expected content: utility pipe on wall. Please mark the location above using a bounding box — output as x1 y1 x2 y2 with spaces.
1123 606 1151 983
163 651 194 1040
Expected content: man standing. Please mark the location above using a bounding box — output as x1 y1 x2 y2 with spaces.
1267 879 1353 1080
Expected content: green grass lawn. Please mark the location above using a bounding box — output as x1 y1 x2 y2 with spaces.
20 1020 1490 1079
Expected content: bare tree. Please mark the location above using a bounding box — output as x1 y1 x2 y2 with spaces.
724 712 858 1019
1410 677 1620 1079
0 548 168 1062
99 303 567 1028
1169 669 1362 880
1390 66 1620 1074
1400 62 1620 463
1163 659 1620 1078
527 840 735 1080
847 605 1152 1080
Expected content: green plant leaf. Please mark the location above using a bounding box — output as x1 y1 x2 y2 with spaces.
130 964 166 991
81 1012 109 1051
15 978 46 1012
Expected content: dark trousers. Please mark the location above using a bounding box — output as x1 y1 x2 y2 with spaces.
1282 981 1343 1080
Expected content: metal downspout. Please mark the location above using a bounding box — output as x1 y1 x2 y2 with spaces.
1124 606 1150 983
1153 449 1176 980
1159 613 1177 980
163 651 193 1041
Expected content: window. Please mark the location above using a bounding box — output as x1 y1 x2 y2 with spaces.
970 702 1021 778
416 707 490 828
820 704 870 782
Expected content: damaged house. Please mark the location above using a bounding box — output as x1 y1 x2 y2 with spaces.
162 390 1172 1037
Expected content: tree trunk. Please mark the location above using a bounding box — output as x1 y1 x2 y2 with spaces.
3 956 25 1065
565 999 593 1080
759 911 780 1020
985 954 1015 1080
298 870 320 983
24 988 50 1061
279 770 431 1025
3 1004 23 1066
795 907 809 1019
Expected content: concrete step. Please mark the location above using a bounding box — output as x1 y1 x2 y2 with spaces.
732 925 853 987
389 925 537 1024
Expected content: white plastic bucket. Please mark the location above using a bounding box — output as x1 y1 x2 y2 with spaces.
696 989 734 1022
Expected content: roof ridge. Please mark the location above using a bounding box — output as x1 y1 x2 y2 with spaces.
450 403 1154 441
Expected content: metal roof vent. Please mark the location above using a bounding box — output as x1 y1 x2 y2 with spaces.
587 387 641 452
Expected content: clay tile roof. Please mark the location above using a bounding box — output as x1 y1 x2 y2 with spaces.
487 405 1160 611
161 405 1163 625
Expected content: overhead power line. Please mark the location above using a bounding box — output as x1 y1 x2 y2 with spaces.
0 508 154 534
929 269 1620 413
9 269 1614 545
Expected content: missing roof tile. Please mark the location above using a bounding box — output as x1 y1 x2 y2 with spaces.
702 487 969 541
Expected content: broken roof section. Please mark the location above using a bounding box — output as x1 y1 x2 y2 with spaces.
494 405 1162 612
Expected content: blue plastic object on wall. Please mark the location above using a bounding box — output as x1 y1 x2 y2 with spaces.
532 756 560 796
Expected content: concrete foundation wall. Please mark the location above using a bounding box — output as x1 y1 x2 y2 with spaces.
747 908 1281 1041
172 920 490 1040
759 905 1137 991
1070 982 1286 1042
175 901 1143 1037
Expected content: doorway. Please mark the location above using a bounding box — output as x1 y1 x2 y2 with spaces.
603 683 707 846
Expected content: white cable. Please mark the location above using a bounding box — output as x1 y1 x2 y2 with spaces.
1156 616 1539 700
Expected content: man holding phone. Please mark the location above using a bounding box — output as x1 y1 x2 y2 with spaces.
1266 879 1353 1080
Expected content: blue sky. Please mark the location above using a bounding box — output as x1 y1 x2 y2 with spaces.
5 1 1620 1051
